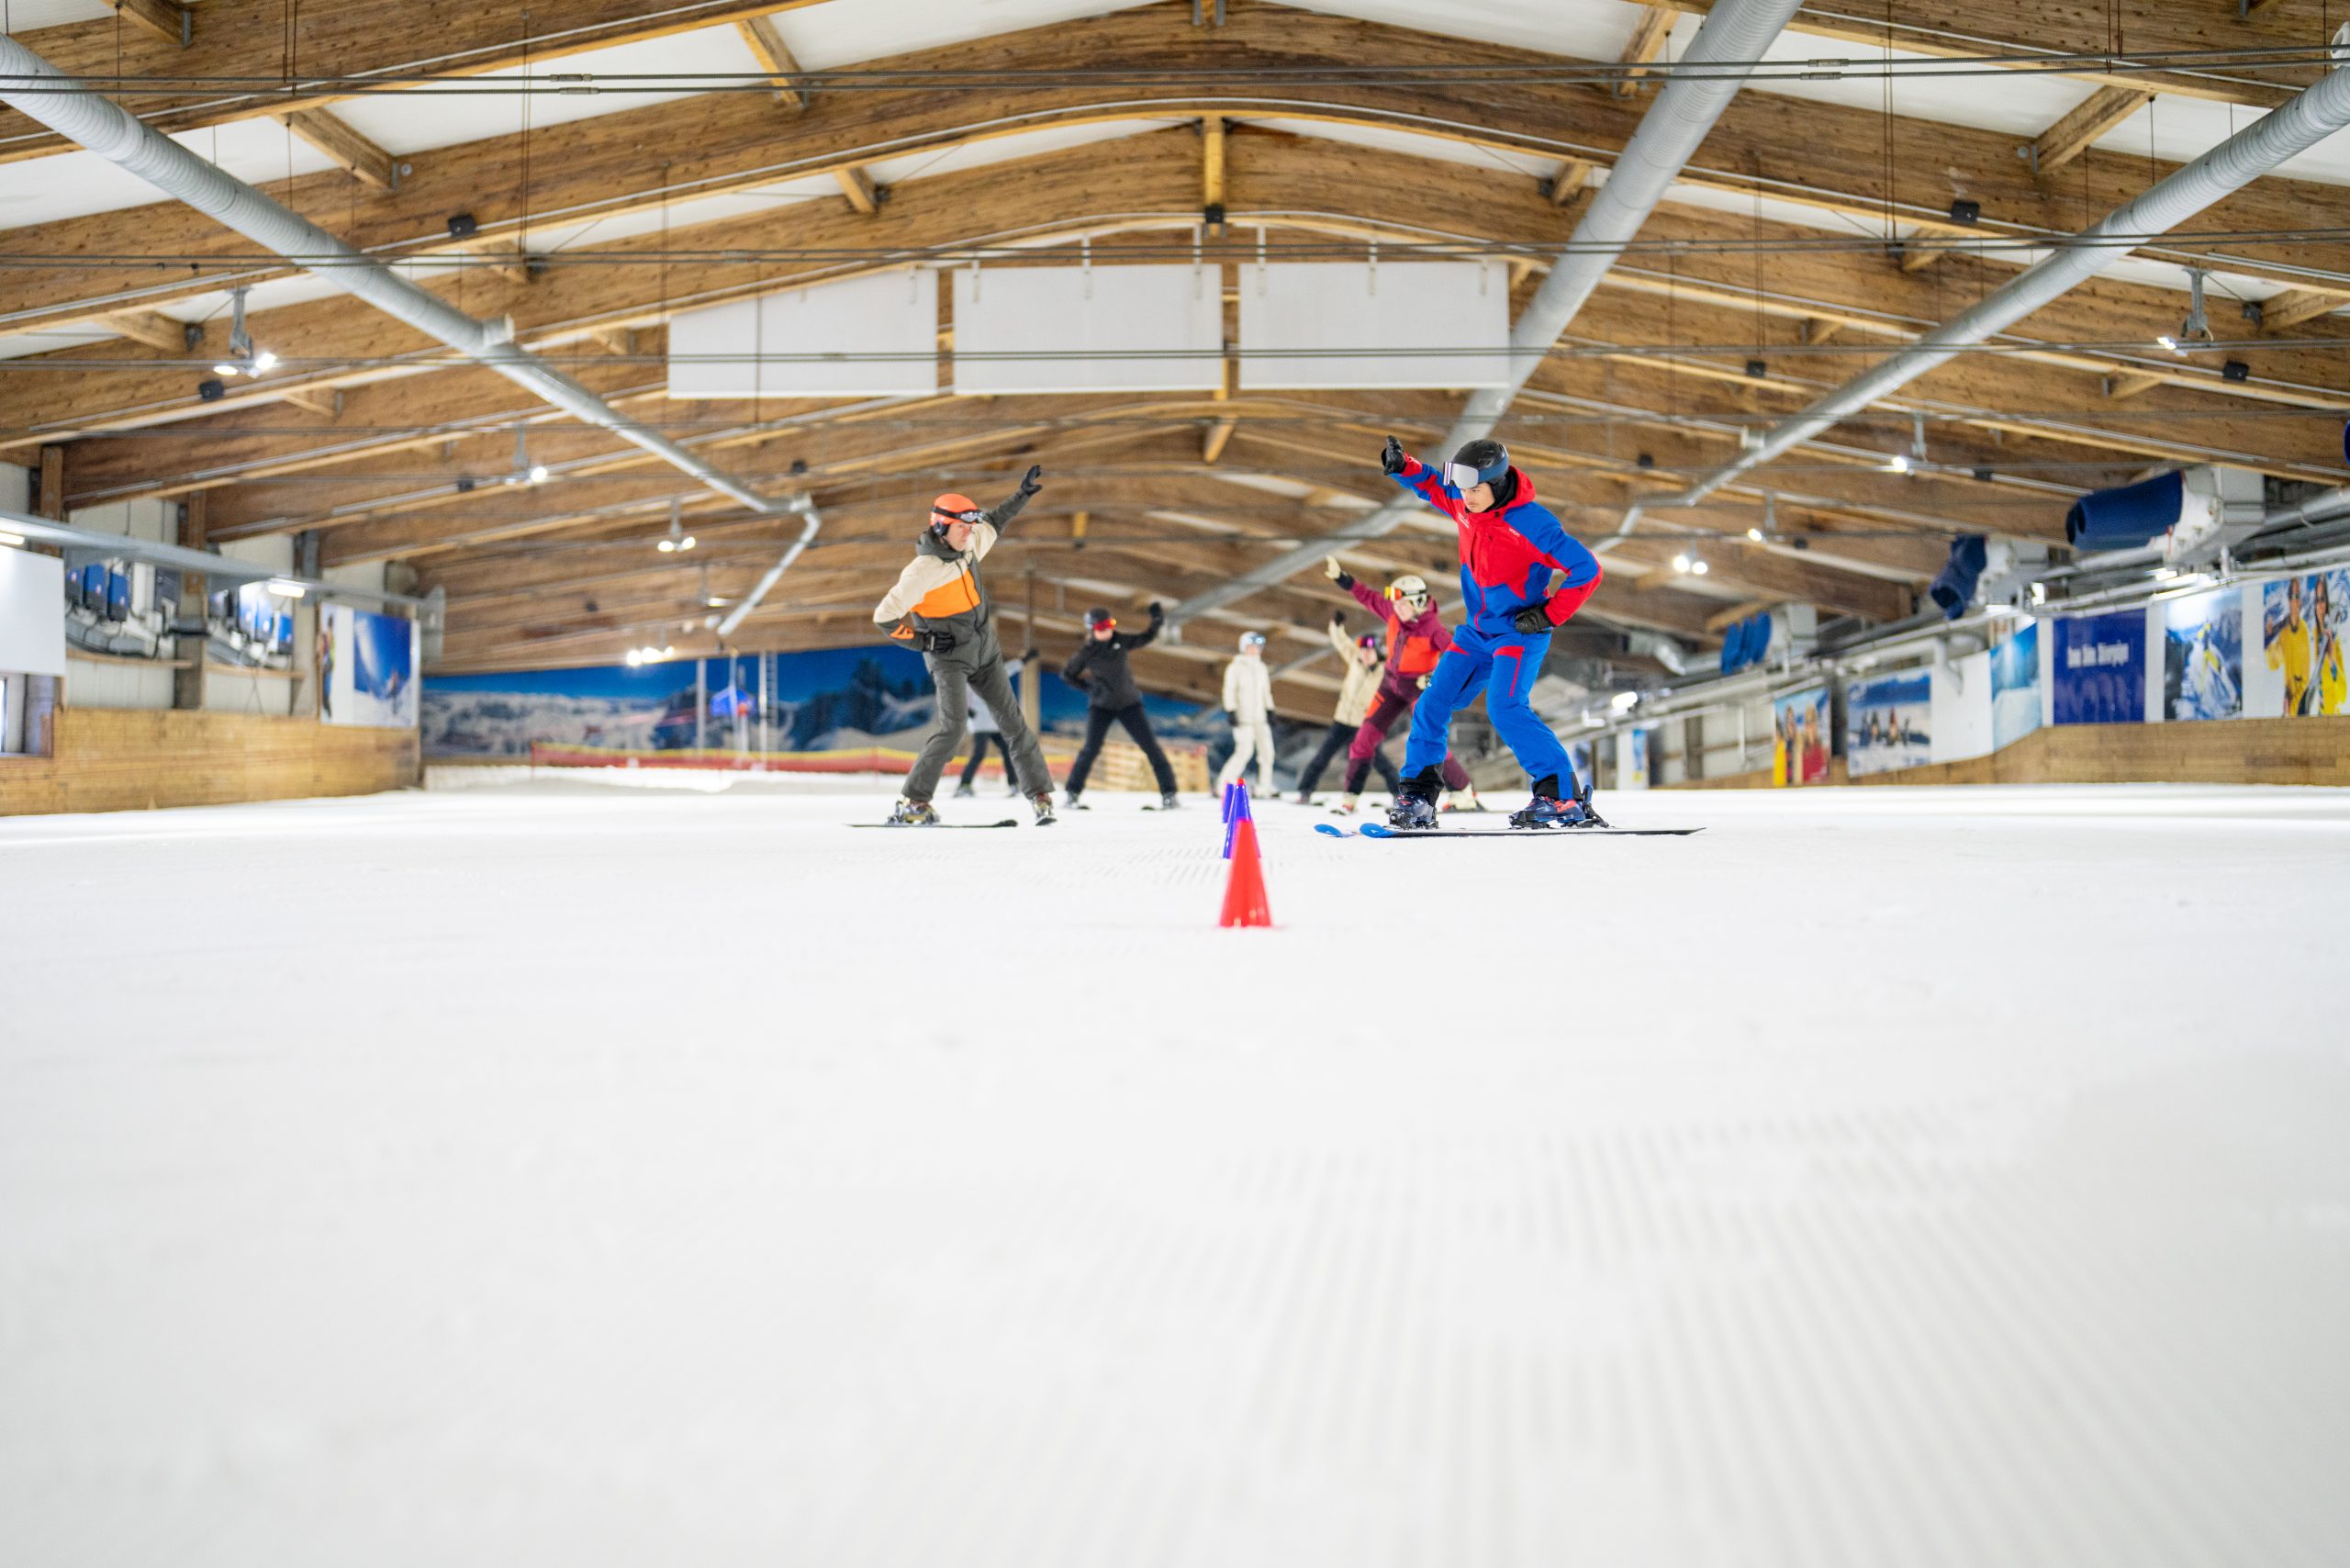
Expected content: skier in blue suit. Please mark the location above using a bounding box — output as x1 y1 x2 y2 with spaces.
1381 434 1606 830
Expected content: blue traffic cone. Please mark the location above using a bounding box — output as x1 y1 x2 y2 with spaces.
1223 779 1252 858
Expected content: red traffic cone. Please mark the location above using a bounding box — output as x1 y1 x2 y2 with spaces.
1218 816 1274 928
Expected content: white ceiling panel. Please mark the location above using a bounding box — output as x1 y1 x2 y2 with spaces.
860 118 1181 186
768 0 1154 70
1284 0 1640 62
1240 115 1559 179
0 117 341 232
0 327 115 362
3 1 118 31
328 26 763 157
2092 96 2350 189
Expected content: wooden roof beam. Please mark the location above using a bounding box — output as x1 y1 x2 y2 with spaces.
274 107 401 191
2025 86 2155 179
735 14 811 111
103 310 196 353
834 165 880 216
109 0 188 47
1614 7 1674 97
2259 288 2350 331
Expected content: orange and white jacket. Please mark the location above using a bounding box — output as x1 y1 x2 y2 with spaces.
871 486 1032 634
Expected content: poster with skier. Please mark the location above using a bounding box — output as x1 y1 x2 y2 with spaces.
2162 587 2243 722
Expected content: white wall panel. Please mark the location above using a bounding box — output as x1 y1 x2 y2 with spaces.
668 269 939 398
0 548 66 678
1931 651 1994 764
1239 261 1515 390
951 264 1224 395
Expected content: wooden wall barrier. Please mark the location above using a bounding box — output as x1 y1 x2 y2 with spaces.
0 708 420 816
1661 716 2350 790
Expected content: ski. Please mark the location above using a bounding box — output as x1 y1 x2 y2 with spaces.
1317 822 1702 839
850 819 1021 829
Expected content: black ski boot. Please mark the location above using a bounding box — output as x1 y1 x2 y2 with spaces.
1385 767 1442 831
1507 774 1604 830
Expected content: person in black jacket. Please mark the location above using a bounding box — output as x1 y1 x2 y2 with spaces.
1061 604 1181 809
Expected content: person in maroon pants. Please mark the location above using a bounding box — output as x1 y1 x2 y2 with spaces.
1324 558 1483 814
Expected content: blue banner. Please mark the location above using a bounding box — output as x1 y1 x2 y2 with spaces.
2052 610 2147 725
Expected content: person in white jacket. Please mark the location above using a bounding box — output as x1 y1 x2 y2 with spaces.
1217 631 1277 793
1293 610 1401 803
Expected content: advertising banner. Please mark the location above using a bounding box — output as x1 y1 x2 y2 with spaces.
2052 610 2148 725
2161 586 2244 722
322 604 419 728
1845 671 1931 777
1990 623 2042 749
1773 686 1830 785
2260 569 2348 717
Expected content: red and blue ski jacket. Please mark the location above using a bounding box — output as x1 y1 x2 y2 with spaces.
1389 458 1602 636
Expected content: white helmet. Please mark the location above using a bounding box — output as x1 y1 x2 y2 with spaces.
1386 574 1431 613
1238 631 1268 652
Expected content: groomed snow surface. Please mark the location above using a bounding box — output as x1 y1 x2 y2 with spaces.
5 779 2348 1567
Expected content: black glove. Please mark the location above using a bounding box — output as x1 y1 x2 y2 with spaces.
1381 436 1406 476
1147 600 1163 622
1329 610 1346 629
1511 604 1554 635
1223 710 1237 726
919 628 956 655
1017 464 1044 498
1019 647 1040 663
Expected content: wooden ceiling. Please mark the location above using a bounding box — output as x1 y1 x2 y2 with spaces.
6 0 2347 715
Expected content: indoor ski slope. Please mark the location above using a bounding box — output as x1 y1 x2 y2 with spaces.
5 781 2348 1567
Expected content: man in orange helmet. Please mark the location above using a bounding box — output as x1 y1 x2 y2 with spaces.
873 465 1057 825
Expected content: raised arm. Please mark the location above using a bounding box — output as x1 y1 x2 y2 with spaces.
1379 434 1459 518
1326 611 1355 659
975 465 1046 545
1124 601 1164 651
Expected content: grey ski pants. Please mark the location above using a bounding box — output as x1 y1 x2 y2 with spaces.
909 646 1050 802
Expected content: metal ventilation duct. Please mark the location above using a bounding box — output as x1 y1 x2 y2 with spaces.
1671 63 2350 506
0 35 780 521
1163 0 1806 628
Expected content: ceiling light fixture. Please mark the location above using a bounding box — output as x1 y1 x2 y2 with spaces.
1886 452 1912 475
657 501 695 554
209 287 275 379
1673 553 1693 573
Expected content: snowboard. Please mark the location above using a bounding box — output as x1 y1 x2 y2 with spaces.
852 819 1021 829
1317 822 1703 839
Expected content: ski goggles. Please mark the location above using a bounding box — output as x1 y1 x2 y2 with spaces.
1448 456 1508 490
1240 633 1268 649
930 506 987 528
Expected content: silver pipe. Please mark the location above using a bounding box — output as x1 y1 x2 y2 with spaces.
1673 65 2350 506
0 36 779 521
1162 0 1804 629
1 510 430 610
713 500 823 639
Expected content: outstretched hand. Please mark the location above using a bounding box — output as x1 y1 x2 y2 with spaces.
1017 464 1045 497
1381 436 1406 476
1147 600 1164 622
1324 555 1354 591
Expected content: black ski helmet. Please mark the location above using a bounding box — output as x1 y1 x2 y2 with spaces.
1083 606 1116 630
1449 439 1510 488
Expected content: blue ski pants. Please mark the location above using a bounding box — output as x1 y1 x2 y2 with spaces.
1404 622 1576 792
